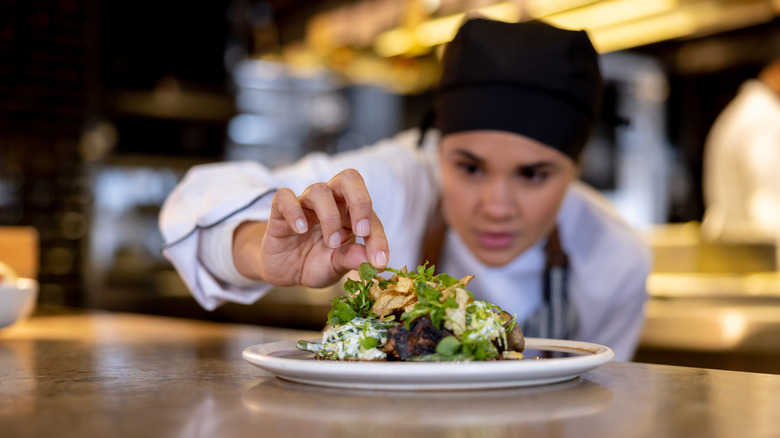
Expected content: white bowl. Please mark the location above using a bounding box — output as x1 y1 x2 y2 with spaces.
0 278 38 330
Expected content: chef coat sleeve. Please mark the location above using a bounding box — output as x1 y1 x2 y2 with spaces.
158 129 432 311
159 160 279 310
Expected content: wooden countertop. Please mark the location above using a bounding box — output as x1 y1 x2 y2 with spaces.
1 308 778 438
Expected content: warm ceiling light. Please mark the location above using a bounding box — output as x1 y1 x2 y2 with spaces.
414 2 520 49
414 14 464 47
590 7 695 52
526 0 601 17
375 28 415 58
477 1 521 22
376 0 778 59
543 0 679 31
591 0 777 53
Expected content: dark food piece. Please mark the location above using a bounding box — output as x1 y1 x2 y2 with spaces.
500 311 525 353
383 317 455 361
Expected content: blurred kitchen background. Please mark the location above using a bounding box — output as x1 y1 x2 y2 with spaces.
3 0 780 373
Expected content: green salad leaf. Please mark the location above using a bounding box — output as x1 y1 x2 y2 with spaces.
326 265 378 325
358 263 378 281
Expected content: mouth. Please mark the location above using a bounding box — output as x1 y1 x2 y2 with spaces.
475 231 516 249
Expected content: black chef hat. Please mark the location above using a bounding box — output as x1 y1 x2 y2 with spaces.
434 18 603 161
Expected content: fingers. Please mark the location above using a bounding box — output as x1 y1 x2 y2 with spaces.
332 215 389 271
269 188 308 235
368 214 389 268
300 182 344 249
328 169 374 238
327 170 389 267
299 169 374 249
333 224 388 274
274 169 390 268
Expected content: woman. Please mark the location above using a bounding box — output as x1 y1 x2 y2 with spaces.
160 18 651 361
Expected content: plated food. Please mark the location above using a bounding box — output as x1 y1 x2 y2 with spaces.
297 263 525 362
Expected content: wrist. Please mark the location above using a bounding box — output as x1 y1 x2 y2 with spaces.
232 221 267 280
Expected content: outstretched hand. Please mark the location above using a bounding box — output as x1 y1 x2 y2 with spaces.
232 169 389 288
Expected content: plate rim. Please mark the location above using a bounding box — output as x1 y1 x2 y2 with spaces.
242 337 614 390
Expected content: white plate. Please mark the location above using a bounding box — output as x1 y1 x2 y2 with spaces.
242 337 614 390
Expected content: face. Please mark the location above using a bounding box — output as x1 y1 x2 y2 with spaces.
438 130 578 267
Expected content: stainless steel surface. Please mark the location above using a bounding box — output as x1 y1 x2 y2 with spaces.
641 298 780 352
637 223 780 373
646 222 777 274
2 309 780 438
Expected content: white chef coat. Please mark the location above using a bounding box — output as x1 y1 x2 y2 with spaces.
159 129 652 361
702 80 780 244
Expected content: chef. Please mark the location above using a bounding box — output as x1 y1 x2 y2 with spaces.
702 58 780 247
159 18 651 361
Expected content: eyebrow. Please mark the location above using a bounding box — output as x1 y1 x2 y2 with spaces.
453 149 486 164
452 149 558 171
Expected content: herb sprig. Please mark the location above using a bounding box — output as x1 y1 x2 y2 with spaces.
326 263 379 325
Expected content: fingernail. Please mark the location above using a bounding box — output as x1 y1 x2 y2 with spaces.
328 232 341 248
375 251 387 267
355 219 370 237
295 218 307 233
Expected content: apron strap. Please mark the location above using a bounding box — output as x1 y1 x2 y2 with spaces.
522 226 574 340
420 198 446 269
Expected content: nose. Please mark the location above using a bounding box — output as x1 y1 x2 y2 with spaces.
480 178 516 220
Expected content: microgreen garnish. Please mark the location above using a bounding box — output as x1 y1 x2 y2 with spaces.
358 263 378 281
326 263 378 325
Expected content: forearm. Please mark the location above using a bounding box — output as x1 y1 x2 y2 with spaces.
232 220 268 281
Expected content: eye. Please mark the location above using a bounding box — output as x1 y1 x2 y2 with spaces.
518 166 551 184
456 161 483 176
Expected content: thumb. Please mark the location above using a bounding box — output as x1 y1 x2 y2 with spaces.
331 242 371 274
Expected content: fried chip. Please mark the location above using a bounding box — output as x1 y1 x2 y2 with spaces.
368 268 474 321
371 291 417 318
395 276 414 293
